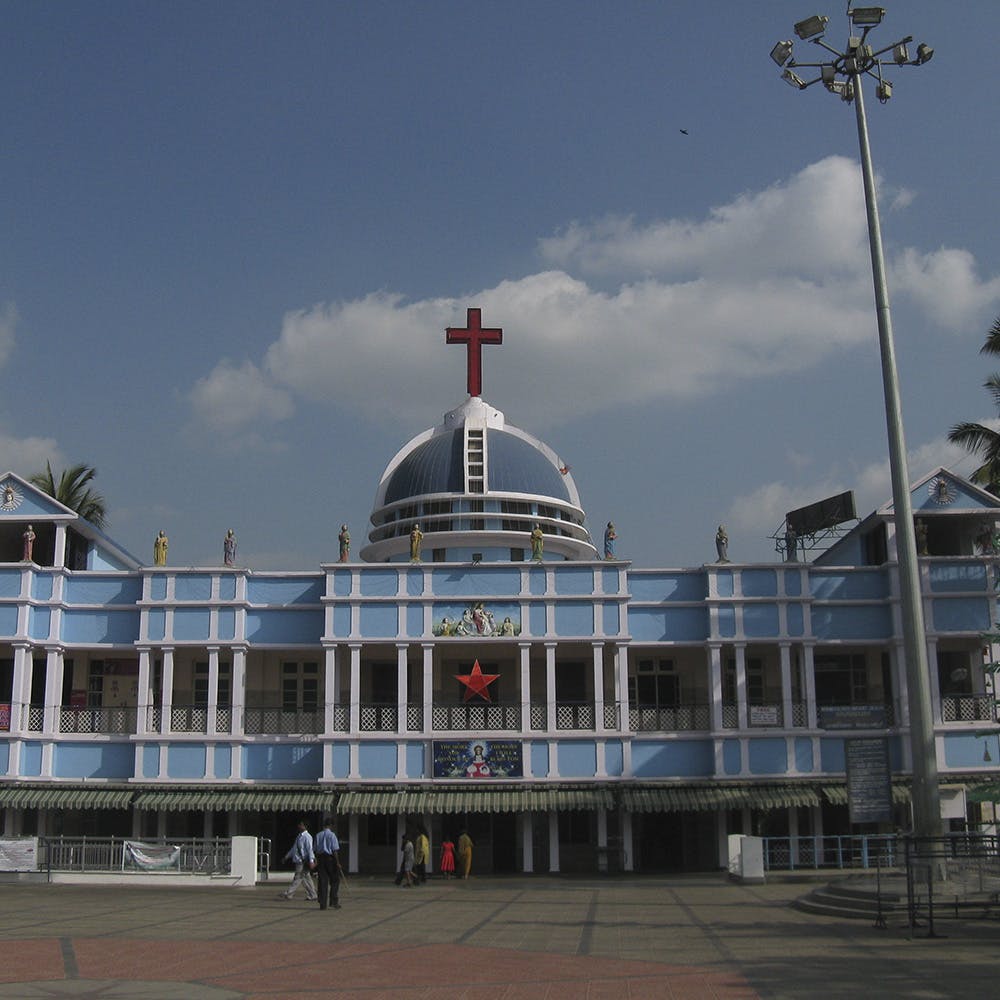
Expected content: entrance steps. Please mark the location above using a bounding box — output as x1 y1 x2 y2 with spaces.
793 877 907 920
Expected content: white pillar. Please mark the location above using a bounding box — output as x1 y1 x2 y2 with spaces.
615 643 630 730
206 647 220 736
136 648 151 735
396 643 409 734
596 808 608 872
160 648 174 734
11 644 31 733
891 640 910 728
53 524 67 569
42 647 64 734
547 809 560 873
802 644 817 729
708 643 723 732
323 645 338 735
349 645 361 734
522 812 534 873
621 809 634 871
519 643 532 732
545 643 557 732
926 638 941 723
348 813 359 873
592 643 605 732
779 643 794 729
231 647 247 737
421 644 433 736
734 644 748 730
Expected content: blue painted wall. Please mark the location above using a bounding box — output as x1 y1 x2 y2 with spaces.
54 741 134 779
631 739 714 778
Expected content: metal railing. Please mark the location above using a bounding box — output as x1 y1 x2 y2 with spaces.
762 834 900 871
244 707 324 734
629 704 711 732
40 836 233 877
59 706 137 734
941 694 995 723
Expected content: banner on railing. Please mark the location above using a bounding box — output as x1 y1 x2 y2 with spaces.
0 837 37 871
124 840 181 870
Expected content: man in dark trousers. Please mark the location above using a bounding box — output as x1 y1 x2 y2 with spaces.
314 817 342 910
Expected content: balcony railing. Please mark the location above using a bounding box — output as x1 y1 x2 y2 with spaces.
243 707 323 735
432 702 522 732
60 706 137 734
629 704 711 732
941 695 996 724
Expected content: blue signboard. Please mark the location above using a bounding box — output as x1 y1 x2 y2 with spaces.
432 739 523 778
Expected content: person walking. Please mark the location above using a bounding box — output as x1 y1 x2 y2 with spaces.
280 820 317 900
400 834 415 887
314 817 342 910
457 829 473 880
414 824 430 884
439 836 456 879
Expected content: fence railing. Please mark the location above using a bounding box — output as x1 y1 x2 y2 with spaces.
762 834 900 871
40 836 233 876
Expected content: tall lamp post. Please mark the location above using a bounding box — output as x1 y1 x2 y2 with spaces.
770 6 941 839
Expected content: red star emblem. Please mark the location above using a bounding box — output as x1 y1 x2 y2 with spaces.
455 660 500 702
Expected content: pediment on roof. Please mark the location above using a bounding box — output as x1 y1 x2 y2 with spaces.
0 471 79 521
875 467 1000 516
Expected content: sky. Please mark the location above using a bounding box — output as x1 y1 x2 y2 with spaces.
2 0 999 570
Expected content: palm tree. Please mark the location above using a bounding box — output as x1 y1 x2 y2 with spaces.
29 462 108 530
949 316 1000 495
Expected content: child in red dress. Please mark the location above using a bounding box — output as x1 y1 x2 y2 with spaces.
439 838 456 878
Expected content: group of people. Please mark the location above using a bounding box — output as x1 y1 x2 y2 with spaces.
396 827 474 883
279 817 343 909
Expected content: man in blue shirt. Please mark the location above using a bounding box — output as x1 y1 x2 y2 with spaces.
280 820 317 901
314 817 342 910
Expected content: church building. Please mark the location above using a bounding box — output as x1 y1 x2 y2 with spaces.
1 308 999 873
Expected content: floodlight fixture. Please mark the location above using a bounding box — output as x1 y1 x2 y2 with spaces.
876 80 892 102
914 42 934 64
849 6 885 27
892 42 909 64
793 14 828 40
821 65 836 85
770 39 795 66
827 79 853 100
782 68 808 89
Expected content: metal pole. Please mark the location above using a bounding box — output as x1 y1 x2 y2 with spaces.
851 71 941 839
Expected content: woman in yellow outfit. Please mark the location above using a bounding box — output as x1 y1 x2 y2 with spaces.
457 829 473 879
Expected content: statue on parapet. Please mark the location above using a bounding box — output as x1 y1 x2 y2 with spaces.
715 525 729 563
338 524 350 562
530 523 544 561
604 521 617 560
153 530 168 566
410 523 424 562
223 529 237 566
22 524 35 562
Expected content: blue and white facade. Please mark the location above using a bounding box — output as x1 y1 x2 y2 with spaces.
2 369 999 873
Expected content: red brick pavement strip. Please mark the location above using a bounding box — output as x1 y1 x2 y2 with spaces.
4 938 758 999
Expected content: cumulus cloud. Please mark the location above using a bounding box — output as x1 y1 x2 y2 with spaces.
187 156 1000 443
189 358 294 436
0 429 64 477
725 432 986 548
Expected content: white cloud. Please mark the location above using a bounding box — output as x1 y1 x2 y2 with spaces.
892 247 1000 330
0 429 64 477
0 303 17 369
725 433 986 549
187 157 1000 440
189 359 294 437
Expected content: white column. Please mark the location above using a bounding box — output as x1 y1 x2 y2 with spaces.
42 647 64 734
53 524 67 569
349 645 362 734
160 648 174 734
323 645 338 735
231 647 247 738
206 647 220 736
136 648 151 735
348 813 359 873
891 640 910 728
734 644 748 730
621 809 634 871
547 809 560 873
11 644 31 733
396 643 409 734
421 644 433 736
615 643 630 730
789 804 800 868
779 642 794 729
519 643 532 732
545 643 557 732
802 644 817 729
926 638 941 723
596 808 608 871
592 643 605 732
521 812 534 873
708 643 723 732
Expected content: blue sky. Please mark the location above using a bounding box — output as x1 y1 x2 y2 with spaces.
2 0 999 569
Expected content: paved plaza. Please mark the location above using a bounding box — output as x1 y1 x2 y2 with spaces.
0 874 996 998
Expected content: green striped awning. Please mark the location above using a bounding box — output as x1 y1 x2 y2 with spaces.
822 784 911 806
0 786 135 810
131 787 339 812
620 784 822 813
337 787 615 815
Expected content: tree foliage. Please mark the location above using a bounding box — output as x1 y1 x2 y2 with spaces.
29 462 108 530
948 317 1000 496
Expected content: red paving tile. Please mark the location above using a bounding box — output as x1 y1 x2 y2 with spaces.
3 937 758 998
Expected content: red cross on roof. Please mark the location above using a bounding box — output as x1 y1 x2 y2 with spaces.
446 308 502 397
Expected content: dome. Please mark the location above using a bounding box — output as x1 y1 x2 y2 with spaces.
360 395 596 563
